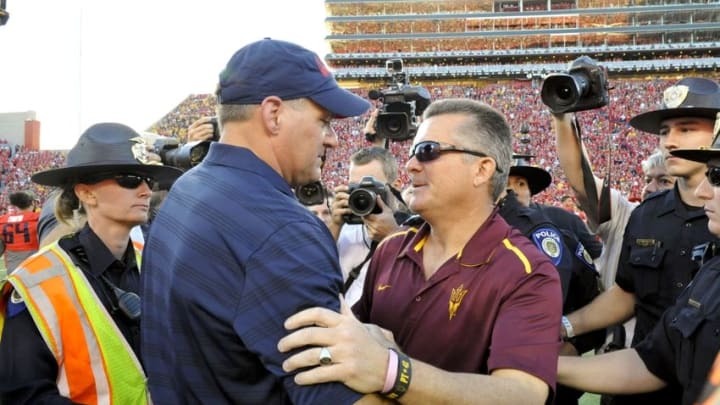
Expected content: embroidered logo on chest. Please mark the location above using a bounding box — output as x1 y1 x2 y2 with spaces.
449 284 468 320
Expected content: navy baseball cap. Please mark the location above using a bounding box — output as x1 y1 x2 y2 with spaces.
217 38 370 118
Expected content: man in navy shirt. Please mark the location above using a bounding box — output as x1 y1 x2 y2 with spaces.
141 39 375 404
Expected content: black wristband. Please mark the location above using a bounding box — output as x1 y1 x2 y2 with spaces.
384 348 412 400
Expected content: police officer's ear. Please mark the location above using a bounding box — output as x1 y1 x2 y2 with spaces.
73 184 97 208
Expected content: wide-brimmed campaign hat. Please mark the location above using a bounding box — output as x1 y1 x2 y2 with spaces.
216 38 370 118
32 123 183 187
670 112 720 163
509 154 552 195
630 77 720 135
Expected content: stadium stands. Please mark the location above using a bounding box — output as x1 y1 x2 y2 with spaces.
142 77 698 206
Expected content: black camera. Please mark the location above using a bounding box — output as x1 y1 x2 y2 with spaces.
153 136 212 171
296 181 326 206
368 59 431 142
208 116 220 142
541 56 609 114
344 176 388 225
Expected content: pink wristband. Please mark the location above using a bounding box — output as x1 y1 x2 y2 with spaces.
382 348 398 394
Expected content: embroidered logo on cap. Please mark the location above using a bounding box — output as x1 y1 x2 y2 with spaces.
315 55 331 77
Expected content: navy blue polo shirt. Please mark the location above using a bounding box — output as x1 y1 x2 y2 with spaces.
141 143 361 404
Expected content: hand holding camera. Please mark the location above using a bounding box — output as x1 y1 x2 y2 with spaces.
330 176 399 241
187 116 220 142
343 176 389 225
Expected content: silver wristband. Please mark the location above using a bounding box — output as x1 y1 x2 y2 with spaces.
562 316 575 339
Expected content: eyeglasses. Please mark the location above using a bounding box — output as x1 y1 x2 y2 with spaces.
409 140 503 173
706 166 720 187
82 173 156 190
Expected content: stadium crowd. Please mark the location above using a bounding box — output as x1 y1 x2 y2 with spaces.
0 78 696 214
0 144 65 215
146 78 680 206
2 32 720 404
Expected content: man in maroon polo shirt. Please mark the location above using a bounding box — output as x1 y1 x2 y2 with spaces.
279 98 563 404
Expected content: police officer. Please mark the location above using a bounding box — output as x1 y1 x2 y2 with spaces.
507 154 603 260
557 119 720 405
559 77 720 404
0 123 182 403
498 185 604 405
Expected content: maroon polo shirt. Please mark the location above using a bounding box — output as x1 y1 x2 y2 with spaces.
354 210 562 392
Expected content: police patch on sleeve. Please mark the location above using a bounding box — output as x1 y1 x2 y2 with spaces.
531 227 563 266
575 242 596 270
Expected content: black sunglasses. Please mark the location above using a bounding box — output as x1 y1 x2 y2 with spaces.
409 140 503 173
82 173 156 190
706 166 720 187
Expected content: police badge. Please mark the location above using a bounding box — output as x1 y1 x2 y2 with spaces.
663 85 689 109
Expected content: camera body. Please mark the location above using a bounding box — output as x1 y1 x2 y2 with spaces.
541 56 609 114
296 181 326 206
344 176 388 225
153 136 212 171
208 116 220 142
369 59 431 142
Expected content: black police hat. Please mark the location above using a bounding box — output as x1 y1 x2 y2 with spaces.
32 123 183 187
509 154 552 195
630 78 720 135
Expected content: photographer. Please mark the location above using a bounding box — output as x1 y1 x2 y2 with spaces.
329 147 407 306
558 132 720 405
547 73 720 404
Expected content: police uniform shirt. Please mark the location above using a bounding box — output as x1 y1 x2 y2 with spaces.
634 255 720 405
500 191 604 356
536 203 603 260
0 225 141 403
615 187 716 346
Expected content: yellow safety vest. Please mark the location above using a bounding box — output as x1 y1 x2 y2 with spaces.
0 241 150 405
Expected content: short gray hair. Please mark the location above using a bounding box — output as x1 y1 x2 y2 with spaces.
641 150 666 174
350 147 399 184
216 98 308 127
422 99 512 200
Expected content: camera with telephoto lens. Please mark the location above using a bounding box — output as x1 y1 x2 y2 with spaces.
343 176 388 225
153 136 212 171
368 58 431 142
296 181 326 206
540 56 609 114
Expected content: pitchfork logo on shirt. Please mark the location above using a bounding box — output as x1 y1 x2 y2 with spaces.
449 284 468 320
